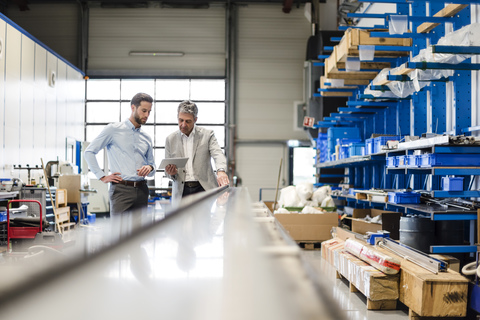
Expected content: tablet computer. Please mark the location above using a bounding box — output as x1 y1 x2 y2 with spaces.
158 157 189 169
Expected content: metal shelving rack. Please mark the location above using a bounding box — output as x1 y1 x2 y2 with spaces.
314 0 480 256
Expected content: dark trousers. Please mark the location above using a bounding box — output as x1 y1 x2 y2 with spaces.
182 184 205 197
109 183 149 216
108 183 150 241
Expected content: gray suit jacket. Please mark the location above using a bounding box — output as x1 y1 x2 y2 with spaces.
165 126 227 202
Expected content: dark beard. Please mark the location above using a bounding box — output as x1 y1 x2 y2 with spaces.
134 114 144 125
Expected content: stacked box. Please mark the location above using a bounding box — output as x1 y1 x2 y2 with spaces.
441 177 464 191
321 238 345 264
365 138 374 155
349 143 365 156
274 212 338 241
419 153 480 167
336 249 399 301
388 191 420 204
327 127 361 159
373 136 400 153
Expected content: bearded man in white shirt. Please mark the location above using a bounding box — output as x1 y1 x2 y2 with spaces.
84 92 156 216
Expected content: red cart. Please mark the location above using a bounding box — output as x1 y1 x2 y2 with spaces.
7 199 43 250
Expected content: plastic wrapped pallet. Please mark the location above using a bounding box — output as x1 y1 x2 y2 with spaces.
377 23 480 98
345 238 401 275
321 238 345 264
337 249 399 301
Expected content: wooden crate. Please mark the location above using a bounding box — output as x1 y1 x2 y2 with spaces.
319 76 355 97
296 240 322 250
336 28 412 62
417 4 468 33
325 47 379 80
375 246 469 318
336 61 391 71
336 249 399 309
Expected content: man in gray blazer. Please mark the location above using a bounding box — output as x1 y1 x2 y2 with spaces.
165 100 229 203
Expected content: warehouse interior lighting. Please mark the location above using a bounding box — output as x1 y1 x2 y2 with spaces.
129 51 185 57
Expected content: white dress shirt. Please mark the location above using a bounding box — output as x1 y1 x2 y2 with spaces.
84 119 155 181
182 126 196 182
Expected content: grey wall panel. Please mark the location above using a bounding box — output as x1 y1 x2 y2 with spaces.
0 14 85 180
0 19 5 172
4 24 21 166
33 44 47 156
45 53 58 161
87 7 226 77
235 5 311 199
236 144 288 201
236 5 310 142
5 3 79 67
20 35 35 165
318 0 339 30
56 62 67 159
66 66 85 143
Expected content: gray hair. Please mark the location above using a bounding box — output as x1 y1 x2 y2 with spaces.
178 100 198 118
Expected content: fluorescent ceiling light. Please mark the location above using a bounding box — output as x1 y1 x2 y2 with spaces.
129 51 184 57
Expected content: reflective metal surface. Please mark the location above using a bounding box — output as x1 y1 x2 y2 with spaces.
0 187 343 320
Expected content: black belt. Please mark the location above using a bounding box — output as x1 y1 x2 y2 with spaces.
114 180 146 188
185 181 201 188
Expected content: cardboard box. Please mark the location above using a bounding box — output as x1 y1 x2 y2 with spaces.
345 208 401 240
274 212 338 241
263 201 275 212
321 238 345 264
58 175 82 203
337 249 399 302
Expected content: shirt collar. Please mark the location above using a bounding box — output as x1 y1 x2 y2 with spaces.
126 118 141 131
181 125 196 139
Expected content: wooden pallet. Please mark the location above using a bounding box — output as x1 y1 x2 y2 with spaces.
417 4 468 33
325 47 379 81
354 189 388 202
337 271 398 310
319 76 356 97
375 246 469 318
336 28 412 62
373 63 415 86
296 240 322 250
335 250 399 310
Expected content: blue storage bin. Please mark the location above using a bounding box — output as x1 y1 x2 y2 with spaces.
87 213 96 224
406 155 419 167
336 138 362 146
327 127 361 155
388 191 420 204
365 138 374 155
316 133 328 164
373 136 400 153
386 156 397 168
419 153 480 167
396 155 406 167
441 177 464 191
349 143 365 156
339 145 349 159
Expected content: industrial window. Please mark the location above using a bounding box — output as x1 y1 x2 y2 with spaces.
85 79 226 188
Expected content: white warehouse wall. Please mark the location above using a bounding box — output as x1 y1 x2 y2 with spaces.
0 15 85 183
235 6 313 201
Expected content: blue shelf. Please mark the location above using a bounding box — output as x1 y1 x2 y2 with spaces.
338 107 384 113
432 45 480 54
431 245 478 254
407 61 480 71
431 190 480 198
